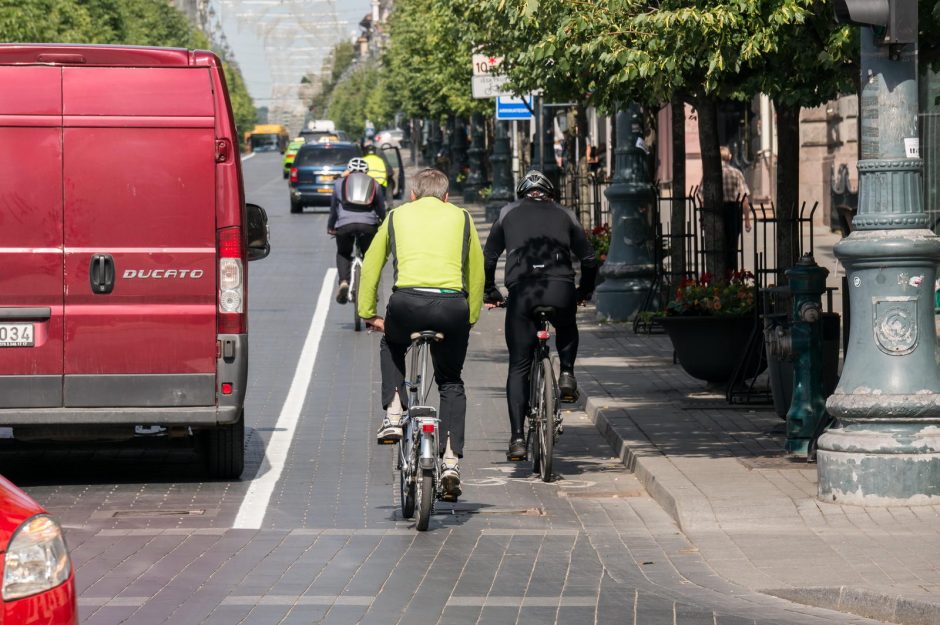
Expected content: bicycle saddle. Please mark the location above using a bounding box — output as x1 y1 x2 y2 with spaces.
531 306 556 316
410 330 444 342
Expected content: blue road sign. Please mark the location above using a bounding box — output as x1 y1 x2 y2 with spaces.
496 96 534 121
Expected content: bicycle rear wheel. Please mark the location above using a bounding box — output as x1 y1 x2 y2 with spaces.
415 469 434 531
529 359 543 475
538 358 555 482
351 262 362 332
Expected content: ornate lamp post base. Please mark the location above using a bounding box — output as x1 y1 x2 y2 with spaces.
818 424 940 505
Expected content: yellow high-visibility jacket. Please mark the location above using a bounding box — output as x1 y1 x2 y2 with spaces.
363 153 389 187
358 196 484 324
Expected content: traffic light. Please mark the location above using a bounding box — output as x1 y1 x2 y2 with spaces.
833 0 916 44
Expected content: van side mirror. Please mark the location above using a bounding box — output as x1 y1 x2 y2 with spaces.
246 203 270 261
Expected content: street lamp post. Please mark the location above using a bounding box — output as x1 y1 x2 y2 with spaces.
595 104 657 321
464 113 486 203
486 120 514 222
818 4 940 505
451 117 469 193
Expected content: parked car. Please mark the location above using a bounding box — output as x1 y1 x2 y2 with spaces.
289 142 362 213
0 44 271 480
282 137 306 179
0 475 77 625
375 128 404 149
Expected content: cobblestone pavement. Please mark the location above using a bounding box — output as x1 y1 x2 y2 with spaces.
0 154 893 625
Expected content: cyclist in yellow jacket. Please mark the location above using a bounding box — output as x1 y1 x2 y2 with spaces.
362 143 391 198
358 168 484 501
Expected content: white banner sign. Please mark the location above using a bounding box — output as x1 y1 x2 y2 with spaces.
472 74 512 99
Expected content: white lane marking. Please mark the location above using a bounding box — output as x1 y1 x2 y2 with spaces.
241 152 256 162
233 268 337 529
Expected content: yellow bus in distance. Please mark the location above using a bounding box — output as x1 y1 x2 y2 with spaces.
245 124 290 153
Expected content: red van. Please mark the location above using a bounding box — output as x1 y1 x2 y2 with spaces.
0 45 269 479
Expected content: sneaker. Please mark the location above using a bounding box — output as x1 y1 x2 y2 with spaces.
506 437 526 461
559 371 579 402
335 281 350 304
376 418 402 444
440 459 461 501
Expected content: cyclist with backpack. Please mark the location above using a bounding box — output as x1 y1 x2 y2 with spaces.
483 170 597 461
329 157 387 304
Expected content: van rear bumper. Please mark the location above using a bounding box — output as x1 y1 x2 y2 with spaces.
0 405 241 426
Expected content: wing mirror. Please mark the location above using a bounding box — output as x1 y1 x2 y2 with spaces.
246 203 271 261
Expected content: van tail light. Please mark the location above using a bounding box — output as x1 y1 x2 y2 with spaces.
217 227 245 334
290 167 298 183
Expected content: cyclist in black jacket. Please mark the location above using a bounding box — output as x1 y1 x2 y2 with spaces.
483 170 597 460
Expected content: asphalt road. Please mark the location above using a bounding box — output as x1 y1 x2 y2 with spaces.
2 153 890 625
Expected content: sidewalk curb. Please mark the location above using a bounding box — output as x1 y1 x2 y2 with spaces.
583 393 716 533
764 587 940 625
584 391 940 625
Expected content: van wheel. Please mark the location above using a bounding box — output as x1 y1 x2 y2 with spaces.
203 410 245 480
290 198 302 214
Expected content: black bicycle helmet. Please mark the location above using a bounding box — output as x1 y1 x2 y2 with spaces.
516 169 554 199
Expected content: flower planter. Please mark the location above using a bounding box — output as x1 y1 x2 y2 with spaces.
659 315 765 384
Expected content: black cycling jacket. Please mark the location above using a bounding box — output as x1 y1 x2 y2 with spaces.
483 197 597 291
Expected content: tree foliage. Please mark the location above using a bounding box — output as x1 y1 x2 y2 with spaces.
327 60 396 138
384 0 489 118
308 41 357 120
0 0 256 134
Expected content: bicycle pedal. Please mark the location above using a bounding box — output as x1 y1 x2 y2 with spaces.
376 438 399 445
560 392 579 403
506 452 527 461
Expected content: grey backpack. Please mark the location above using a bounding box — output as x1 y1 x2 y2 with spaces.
343 172 377 209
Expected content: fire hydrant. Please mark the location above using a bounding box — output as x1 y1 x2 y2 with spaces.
784 254 830 456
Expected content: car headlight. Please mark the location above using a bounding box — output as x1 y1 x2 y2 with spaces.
2 515 71 601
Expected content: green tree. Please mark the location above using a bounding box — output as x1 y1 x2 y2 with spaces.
327 61 395 138
309 41 357 120
457 0 857 280
384 0 490 119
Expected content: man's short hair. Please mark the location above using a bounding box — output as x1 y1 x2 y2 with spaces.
720 146 732 163
411 168 449 200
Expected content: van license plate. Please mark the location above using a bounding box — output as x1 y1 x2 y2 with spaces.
0 324 34 347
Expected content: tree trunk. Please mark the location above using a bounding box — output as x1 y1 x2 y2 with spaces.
670 97 687 283
696 94 725 278
774 100 801 284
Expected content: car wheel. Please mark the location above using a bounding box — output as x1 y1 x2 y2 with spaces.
381 143 392 150
290 197 302 214
202 410 245 480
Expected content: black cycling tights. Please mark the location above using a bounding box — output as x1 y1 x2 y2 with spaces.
505 280 578 439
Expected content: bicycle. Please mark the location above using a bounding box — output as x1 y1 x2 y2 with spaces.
388 330 445 531
348 239 364 331
527 306 562 482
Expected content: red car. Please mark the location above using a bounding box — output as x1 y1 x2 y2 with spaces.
0 475 77 625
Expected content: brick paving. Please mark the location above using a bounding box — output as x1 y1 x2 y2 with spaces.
0 155 901 624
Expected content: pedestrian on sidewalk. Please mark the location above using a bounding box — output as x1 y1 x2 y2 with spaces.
358 168 485 501
482 170 597 461
716 146 752 271
328 157 386 304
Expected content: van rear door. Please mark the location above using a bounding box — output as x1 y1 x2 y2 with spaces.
62 67 218 408
0 67 64 408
